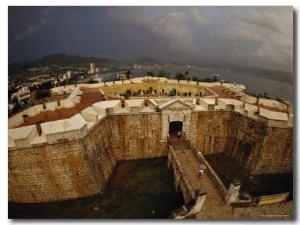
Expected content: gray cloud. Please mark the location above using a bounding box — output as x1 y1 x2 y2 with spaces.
216 7 293 72
9 6 293 72
26 25 41 34
106 7 207 57
11 7 53 45
13 35 23 42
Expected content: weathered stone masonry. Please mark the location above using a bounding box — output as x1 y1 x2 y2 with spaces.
8 97 293 203
108 113 167 160
188 111 293 174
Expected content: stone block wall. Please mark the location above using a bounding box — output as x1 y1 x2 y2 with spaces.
8 140 100 203
222 113 267 173
188 111 231 155
108 113 168 160
254 126 293 174
188 111 293 174
8 112 168 203
8 119 117 203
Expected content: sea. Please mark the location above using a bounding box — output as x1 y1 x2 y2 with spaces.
102 69 294 105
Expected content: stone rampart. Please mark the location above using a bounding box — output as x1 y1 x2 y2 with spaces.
8 96 293 203
8 107 168 203
188 110 292 174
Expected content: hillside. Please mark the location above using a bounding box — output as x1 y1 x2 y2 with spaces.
8 53 118 74
8 53 293 85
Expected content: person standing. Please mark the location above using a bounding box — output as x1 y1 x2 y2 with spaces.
198 169 204 179
177 131 181 139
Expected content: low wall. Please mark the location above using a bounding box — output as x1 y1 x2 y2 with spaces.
167 145 195 205
258 192 290 206
240 93 257 104
9 87 83 128
258 98 287 111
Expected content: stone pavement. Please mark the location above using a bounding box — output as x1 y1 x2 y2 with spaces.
170 138 233 219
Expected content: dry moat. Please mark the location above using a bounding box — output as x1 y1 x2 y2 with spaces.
8 154 293 219
8 157 184 219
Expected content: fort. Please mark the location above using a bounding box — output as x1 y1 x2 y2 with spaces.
8 77 293 218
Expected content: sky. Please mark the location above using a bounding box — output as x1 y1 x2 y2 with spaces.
8 5 294 73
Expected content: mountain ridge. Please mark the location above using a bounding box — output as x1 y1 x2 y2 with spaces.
8 53 293 84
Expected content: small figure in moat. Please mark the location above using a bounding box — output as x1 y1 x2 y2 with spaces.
198 169 204 179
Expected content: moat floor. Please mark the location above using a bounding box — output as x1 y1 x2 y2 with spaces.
204 153 293 200
8 157 184 219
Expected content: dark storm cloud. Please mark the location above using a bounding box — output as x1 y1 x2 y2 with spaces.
8 6 293 72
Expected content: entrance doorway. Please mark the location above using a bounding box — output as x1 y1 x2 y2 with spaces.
169 121 182 138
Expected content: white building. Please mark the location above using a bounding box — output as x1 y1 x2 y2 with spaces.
66 71 72 79
10 86 31 105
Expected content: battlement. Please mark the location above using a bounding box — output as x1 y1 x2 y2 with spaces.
8 95 292 150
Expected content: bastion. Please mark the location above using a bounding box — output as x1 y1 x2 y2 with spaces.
8 77 293 203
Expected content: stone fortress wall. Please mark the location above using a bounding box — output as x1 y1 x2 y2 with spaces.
8 78 293 203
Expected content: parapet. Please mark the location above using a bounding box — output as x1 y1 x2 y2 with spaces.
217 98 244 111
8 95 293 150
8 125 38 148
258 108 289 127
9 87 83 129
258 98 288 111
199 98 216 110
41 114 88 144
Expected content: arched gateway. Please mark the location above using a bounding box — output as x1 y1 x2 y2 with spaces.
159 98 193 142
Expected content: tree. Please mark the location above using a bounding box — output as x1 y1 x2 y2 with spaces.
87 78 98 84
10 96 22 114
157 71 170 78
146 71 155 77
175 73 186 81
192 76 198 82
36 89 51 99
39 81 53 90
125 69 132 79
169 88 179 96
60 79 68 86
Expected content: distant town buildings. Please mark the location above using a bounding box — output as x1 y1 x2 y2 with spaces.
89 63 96 74
10 86 31 105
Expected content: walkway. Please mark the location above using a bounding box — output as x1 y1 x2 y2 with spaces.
170 137 233 219
18 88 103 127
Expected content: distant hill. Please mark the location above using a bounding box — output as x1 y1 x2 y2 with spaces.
135 57 162 65
8 53 293 85
36 53 117 67
8 53 118 74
